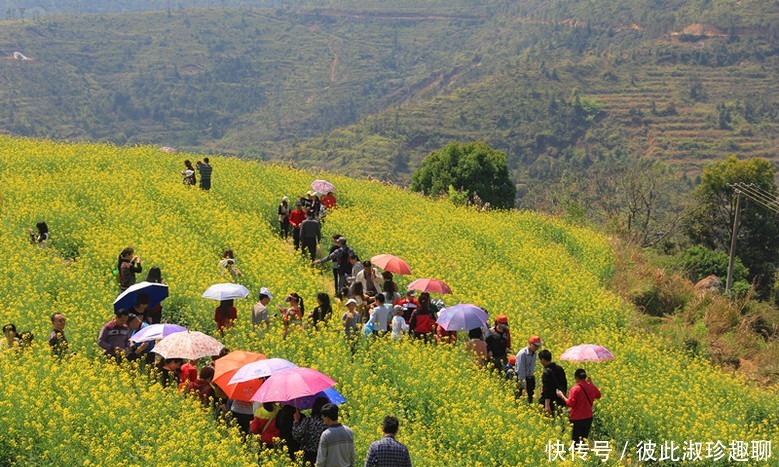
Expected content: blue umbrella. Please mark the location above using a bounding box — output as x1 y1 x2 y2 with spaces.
282 387 346 410
435 303 488 331
113 281 169 312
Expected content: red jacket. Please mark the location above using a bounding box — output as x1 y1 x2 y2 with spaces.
289 209 307 228
565 381 601 420
214 306 237 332
321 194 337 209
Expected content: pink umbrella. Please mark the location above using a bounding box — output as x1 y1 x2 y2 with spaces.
559 344 615 362
250 367 336 403
370 254 412 275
407 278 452 295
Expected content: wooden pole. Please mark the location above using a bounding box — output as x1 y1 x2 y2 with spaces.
725 192 742 294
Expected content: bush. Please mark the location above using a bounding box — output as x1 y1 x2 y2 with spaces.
677 246 749 283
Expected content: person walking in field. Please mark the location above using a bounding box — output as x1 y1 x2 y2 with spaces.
364 416 412 467
293 397 328 465
485 315 511 371
197 157 212 190
289 201 307 251
252 287 273 328
557 368 601 443
278 196 291 239
214 299 237 334
516 335 543 404
316 403 355 467
539 349 567 417
300 210 322 261
98 308 131 362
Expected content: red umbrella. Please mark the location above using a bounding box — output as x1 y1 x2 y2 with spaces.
407 278 452 294
371 254 412 275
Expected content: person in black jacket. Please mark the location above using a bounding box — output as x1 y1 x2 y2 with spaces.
539 349 568 417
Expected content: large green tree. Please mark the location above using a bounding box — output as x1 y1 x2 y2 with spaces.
411 141 516 209
685 156 779 295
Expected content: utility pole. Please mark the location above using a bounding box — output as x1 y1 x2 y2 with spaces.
725 191 742 294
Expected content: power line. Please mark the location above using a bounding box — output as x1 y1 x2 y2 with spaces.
729 183 779 215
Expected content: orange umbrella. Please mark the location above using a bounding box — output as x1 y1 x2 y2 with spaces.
214 351 266 401
371 254 412 275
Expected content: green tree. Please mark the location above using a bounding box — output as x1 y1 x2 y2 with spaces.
685 156 779 296
411 141 516 209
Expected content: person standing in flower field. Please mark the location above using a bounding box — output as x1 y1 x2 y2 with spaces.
117 247 142 292
49 313 68 358
144 266 164 324
314 236 353 296
181 160 196 186
197 157 212 190
278 196 291 239
300 210 322 261
293 397 328 465
289 201 307 251
252 287 273 328
316 403 355 467
98 308 131 362
539 349 568 417
557 368 601 443
516 335 543 404
321 191 337 210
28 221 49 246
214 299 238 334
364 415 412 467
485 315 511 371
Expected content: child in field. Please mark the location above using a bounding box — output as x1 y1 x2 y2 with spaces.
391 305 408 340
28 221 49 246
219 249 243 278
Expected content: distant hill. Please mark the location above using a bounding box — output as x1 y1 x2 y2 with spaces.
0 0 777 199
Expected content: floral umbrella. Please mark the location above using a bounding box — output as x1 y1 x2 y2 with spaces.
152 331 224 360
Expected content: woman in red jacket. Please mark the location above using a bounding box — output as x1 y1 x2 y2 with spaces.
557 368 602 443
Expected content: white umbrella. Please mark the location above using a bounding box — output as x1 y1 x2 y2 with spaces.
152 331 224 360
228 358 299 385
202 283 250 301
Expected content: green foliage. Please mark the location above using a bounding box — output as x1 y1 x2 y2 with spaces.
685 156 779 295
411 142 516 209
446 184 469 206
676 245 749 283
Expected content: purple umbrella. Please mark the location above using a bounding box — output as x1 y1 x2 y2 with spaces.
435 304 488 331
129 323 187 343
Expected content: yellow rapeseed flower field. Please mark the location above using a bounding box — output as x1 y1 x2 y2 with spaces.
0 136 776 466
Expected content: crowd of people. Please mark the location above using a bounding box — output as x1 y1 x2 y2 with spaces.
6 174 602 466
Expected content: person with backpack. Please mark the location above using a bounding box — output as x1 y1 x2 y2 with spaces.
557 369 602 443
313 237 352 296
539 349 568 417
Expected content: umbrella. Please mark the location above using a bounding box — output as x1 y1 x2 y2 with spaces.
282 387 346 410
202 283 250 301
435 303 488 331
152 331 224 360
228 358 299 385
311 179 335 194
129 323 187 343
407 278 452 295
559 344 615 362
213 351 267 400
370 254 412 275
250 367 336 403
113 281 169 312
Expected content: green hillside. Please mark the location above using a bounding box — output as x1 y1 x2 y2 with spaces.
0 1 777 198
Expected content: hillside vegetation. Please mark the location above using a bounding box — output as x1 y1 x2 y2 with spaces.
0 136 777 464
0 1 777 198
